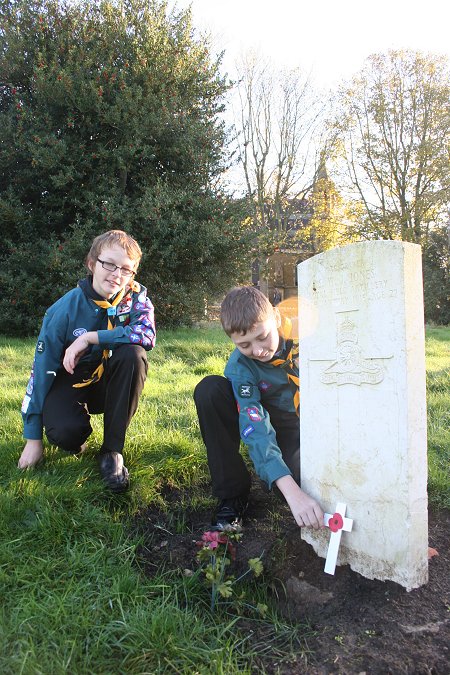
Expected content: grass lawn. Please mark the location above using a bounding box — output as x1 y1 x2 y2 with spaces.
0 325 448 673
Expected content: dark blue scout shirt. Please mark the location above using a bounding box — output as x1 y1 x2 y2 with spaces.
224 333 298 489
22 277 155 440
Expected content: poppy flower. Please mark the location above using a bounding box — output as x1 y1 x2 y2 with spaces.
200 530 229 549
328 512 344 533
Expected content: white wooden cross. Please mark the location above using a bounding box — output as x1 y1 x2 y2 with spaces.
323 502 353 575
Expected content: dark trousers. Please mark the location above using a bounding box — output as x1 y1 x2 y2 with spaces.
193 375 300 499
43 344 148 454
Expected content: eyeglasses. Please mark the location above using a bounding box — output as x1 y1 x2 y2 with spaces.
97 258 136 278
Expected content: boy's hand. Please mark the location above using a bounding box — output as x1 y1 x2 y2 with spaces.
275 475 324 530
18 439 44 468
63 332 98 374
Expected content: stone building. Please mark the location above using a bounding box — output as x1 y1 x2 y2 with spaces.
253 249 308 305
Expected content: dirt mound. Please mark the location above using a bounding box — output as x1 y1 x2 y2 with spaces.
134 484 450 674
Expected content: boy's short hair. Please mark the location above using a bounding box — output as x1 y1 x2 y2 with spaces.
86 230 142 270
220 286 274 336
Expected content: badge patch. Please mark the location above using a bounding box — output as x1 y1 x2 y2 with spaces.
21 394 31 413
26 362 35 396
107 306 116 316
242 424 255 438
129 332 141 343
258 381 271 392
117 297 132 315
26 374 34 396
246 407 261 422
238 384 252 398
73 327 87 337
37 340 45 353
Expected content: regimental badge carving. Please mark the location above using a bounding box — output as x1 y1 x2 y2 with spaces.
310 312 393 386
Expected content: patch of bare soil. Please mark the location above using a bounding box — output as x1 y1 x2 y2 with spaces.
133 482 450 675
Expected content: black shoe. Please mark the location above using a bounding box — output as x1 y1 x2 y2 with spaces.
212 495 249 531
99 452 129 493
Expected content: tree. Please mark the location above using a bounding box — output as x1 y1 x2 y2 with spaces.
234 55 327 253
334 49 450 323
336 50 450 245
422 222 450 324
0 0 251 332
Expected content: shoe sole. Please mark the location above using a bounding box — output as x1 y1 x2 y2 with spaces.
210 519 243 533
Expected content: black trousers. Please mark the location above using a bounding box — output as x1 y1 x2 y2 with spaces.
43 344 148 454
193 375 300 499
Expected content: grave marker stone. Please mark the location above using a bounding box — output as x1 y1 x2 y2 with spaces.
297 241 428 590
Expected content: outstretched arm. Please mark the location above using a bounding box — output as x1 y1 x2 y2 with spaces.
276 475 324 530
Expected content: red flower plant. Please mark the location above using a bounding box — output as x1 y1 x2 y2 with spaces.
328 512 344 533
198 530 236 559
195 528 263 611
200 530 228 549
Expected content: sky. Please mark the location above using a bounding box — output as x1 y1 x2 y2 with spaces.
170 0 450 89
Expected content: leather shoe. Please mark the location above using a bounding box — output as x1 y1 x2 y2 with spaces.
99 451 129 493
212 495 249 531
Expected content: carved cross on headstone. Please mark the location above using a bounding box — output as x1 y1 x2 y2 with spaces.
323 502 353 575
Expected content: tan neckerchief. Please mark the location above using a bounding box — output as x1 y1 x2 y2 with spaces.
73 288 126 389
269 314 300 416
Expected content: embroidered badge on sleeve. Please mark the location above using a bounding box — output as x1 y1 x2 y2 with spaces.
21 394 31 413
238 384 253 398
242 424 255 438
129 332 141 344
246 407 262 422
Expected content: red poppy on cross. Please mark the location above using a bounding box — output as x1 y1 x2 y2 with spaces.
323 502 354 575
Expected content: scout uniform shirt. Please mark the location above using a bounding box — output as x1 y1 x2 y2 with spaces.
224 332 298 489
22 277 155 440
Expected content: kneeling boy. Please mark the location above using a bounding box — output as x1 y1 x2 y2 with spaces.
19 229 155 492
194 286 323 530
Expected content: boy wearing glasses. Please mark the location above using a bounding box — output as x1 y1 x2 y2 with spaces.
18 230 155 493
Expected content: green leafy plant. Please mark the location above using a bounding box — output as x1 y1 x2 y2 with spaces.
196 530 265 612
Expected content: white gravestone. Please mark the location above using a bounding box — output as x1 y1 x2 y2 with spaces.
297 240 428 591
